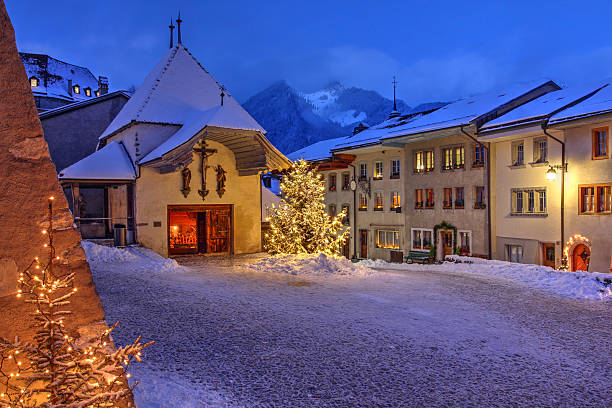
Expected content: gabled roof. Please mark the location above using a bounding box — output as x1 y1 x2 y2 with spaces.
39 90 132 119
287 137 346 162
99 44 264 141
58 141 135 181
549 83 612 125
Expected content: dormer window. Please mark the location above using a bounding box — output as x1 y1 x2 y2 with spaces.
95 90 101 97
73 84 80 94
29 76 39 87
84 87 92 97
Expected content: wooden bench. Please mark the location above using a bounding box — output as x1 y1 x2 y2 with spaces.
405 250 430 264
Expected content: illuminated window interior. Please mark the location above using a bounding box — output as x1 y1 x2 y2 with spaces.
169 211 197 251
376 230 399 249
29 76 39 87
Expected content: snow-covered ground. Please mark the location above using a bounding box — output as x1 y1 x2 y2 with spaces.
84 243 612 407
360 256 612 301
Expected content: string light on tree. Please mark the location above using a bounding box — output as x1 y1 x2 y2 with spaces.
265 160 349 255
0 196 153 407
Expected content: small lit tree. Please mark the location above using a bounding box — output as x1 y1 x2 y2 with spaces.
265 160 349 255
0 196 153 408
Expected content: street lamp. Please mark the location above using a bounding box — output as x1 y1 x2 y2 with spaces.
546 166 557 180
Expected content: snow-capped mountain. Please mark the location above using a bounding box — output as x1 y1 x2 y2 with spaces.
243 80 414 154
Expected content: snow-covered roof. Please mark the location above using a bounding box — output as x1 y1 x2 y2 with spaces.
39 90 132 119
550 83 612 124
58 141 135 181
20 52 102 102
287 137 346 162
378 80 559 140
481 81 609 131
100 44 264 141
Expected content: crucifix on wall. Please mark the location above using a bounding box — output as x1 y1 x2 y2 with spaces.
193 141 217 201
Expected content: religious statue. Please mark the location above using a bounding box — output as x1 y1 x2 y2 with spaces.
215 164 227 197
181 167 191 198
193 141 217 201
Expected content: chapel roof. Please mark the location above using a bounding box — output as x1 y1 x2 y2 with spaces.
58 141 136 181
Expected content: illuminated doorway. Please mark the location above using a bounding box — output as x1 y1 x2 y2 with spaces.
168 205 232 256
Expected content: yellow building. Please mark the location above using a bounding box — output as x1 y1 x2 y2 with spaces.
59 43 289 257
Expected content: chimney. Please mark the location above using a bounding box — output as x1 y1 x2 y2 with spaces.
98 76 109 95
67 79 72 96
353 123 369 135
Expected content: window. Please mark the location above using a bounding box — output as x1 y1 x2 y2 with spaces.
458 230 472 255
412 228 433 250
391 159 401 178
359 163 367 180
84 87 92 97
474 186 486 209
29 76 39 87
592 127 609 159
473 145 485 167
390 191 401 210
415 189 423 209
376 230 400 249
511 188 546 214
507 245 523 263
443 188 453 209
341 172 350 190
373 161 383 180
442 146 464 170
341 204 350 225
533 138 548 163
359 193 368 211
580 184 612 214
512 141 524 166
328 174 337 191
73 84 80 94
329 204 336 217
455 187 464 209
425 189 434 209
374 191 384 211
95 90 101 97
414 150 434 173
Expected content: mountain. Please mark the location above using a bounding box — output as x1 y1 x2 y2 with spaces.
243 81 414 154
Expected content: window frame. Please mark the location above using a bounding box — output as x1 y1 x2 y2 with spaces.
532 137 548 164
592 127 609 159
455 187 465 209
458 230 472 256
73 84 80 94
472 144 485 168
358 192 368 211
415 189 424 209
390 191 401 210
390 159 401 179
511 140 525 166
443 188 453 209
373 191 384 211
84 87 92 97
29 76 39 87
441 145 464 170
425 188 434 209
411 228 434 251
376 229 401 249
328 173 337 192
341 204 350 225
579 183 612 215
359 163 368 180
511 188 547 215
474 186 486 209
373 161 384 180
506 244 524 263
341 172 350 190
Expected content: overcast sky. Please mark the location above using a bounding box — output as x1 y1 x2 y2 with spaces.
7 0 612 105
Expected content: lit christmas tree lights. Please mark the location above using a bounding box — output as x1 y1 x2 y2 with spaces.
265 160 349 255
0 196 153 408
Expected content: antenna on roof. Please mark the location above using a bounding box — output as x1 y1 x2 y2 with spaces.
392 76 398 111
169 17 175 49
176 11 183 44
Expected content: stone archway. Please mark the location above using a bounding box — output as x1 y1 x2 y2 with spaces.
563 235 592 272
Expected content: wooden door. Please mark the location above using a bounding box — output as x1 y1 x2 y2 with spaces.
343 239 350 259
207 209 230 253
197 212 207 254
441 231 453 256
359 230 368 258
542 243 555 268
572 244 590 271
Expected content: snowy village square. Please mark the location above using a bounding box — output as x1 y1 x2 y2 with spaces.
0 0 611 407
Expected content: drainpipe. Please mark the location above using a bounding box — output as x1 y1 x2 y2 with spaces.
460 126 492 259
332 155 358 259
541 121 565 258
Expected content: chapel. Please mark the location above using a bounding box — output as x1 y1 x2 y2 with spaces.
59 24 290 257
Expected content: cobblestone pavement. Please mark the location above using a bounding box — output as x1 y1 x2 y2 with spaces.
91 255 612 407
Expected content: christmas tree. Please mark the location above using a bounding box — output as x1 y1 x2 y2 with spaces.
265 160 349 255
0 196 152 408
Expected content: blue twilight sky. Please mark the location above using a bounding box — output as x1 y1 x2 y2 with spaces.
6 0 612 105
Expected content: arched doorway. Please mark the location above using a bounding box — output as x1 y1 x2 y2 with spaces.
571 244 591 271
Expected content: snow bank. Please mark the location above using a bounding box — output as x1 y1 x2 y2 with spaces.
246 253 375 277
359 257 612 301
81 241 182 273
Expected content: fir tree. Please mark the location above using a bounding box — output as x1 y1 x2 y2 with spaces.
265 160 349 255
0 196 152 408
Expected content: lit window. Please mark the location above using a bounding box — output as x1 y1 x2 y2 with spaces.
512 141 524 166
415 189 423 209
359 193 368 211
73 84 80 94
455 146 465 168
376 230 400 249
373 161 383 180
414 150 434 173
359 163 367 180
455 187 464 208
474 186 486 209
425 189 434 209
412 228 433 250
592 127 608 159
95 90 100 97
29 76 39 87
328 174 337 191
533 138 548 163
84 87 92 97
391 159 400 178
442 146 464 170
374 191 383 211
390 191 401 210
443 188 452 209
580 184 611 214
